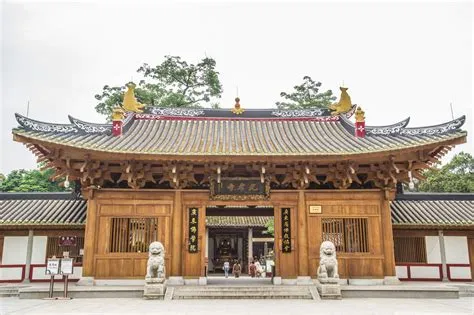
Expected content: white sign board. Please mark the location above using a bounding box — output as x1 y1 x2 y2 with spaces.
46 258 60 275
60 258 74 275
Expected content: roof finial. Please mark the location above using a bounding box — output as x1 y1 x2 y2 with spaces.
122 82 145 113
231 96 245 115
328 86 352 116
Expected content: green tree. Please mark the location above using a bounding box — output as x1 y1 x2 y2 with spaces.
418 152 474 192
0 168 67 192
263 218 275 237
95 56 223 118
276 76 336 109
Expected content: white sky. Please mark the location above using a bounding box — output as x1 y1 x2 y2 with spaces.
1 0 473 174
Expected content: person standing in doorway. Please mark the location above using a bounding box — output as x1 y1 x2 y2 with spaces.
223 260 230 278
233 259 242 278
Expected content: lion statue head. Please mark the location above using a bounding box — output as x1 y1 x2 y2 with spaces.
149 241 164 257
320 241 336 259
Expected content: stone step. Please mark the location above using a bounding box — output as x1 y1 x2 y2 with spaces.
172 286 314 300
0 288 20 297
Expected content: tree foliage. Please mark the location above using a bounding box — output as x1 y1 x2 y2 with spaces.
0 168 67 192
263 218 275 237
418 152 474 193
276 76 336 109
95 56 223 118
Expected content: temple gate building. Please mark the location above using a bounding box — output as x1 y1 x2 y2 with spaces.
9 87 468 283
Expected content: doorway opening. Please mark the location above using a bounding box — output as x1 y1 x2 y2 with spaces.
205 205 275 283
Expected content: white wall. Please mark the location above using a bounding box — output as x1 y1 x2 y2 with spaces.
444 236 469 264
32 236 48 264
425 236 441 263
2 237 28 264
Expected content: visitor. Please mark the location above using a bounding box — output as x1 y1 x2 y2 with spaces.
223 259 230 278
233 260 241 278
249 260 256 278
254 260 263 278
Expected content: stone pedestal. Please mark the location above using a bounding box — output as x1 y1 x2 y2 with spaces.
315 279 341 299
76 277 95 286
143 279 166 300
383 276 401 285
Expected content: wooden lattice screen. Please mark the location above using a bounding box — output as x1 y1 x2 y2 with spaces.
394 237 427 263
321 218 369 253
46 236 84 263
110 217 159 253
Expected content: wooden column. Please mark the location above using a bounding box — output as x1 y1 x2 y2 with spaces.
171 190 183 276
438 230 448 281
468 236 474 281
380 190 396 276
82 198 97 276
297 190 309 276
23 229 34 283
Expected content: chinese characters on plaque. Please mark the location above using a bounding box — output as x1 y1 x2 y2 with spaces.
210 178 270 201
281 208 291 253
59 236 77 246
188 207 199 253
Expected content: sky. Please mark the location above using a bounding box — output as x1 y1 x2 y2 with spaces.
1 0 472 174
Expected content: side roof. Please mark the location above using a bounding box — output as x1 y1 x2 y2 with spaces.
1 192 472 228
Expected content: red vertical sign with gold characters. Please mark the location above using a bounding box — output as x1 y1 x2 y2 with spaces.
281 208 291 253
188 207 199 253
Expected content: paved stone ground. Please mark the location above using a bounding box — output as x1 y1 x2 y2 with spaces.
1 297 473 315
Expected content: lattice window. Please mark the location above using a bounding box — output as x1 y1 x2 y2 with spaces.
110 218 159 253
394 237 427 263
46 236 84 263
321 218 369 253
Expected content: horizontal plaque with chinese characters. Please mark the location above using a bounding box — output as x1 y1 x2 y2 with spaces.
210 177 270 201
188 207 199 253
281 208 291 253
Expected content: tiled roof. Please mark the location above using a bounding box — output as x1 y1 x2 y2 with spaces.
0 193 86 226
391 193 474 227
12 109 466 157
206 216 273 228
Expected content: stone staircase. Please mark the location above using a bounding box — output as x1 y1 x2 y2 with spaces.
0 285 23 297
171 285 318 300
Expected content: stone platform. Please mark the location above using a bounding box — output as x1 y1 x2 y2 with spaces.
13 279 466 299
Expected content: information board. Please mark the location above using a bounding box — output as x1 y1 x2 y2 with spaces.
46 258 60 275
60 258 74 275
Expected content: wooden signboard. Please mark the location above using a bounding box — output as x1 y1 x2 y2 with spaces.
188 207 199 253
59 236 77 246
281 208 291 253
210 177 270 201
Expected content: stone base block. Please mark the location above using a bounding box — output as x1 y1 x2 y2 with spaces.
272 277 282 285
143 282 166 300
316 281 342 300
383 276 401 285
198 277 207 285
76 277 95 286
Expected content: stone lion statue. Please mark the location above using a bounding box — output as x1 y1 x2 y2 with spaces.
317 241 339 282
145 241 165 282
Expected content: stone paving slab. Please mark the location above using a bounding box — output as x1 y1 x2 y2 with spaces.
1 297 473 315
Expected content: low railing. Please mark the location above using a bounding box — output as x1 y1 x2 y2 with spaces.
0 265 26 283
0 263 82 283
447 264 472 281
396 263 443 281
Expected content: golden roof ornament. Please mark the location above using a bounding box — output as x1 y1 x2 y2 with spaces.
329 87 352 116
122 82 145 113
355 106 365 122
231 97 245 115
112 106 125 121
